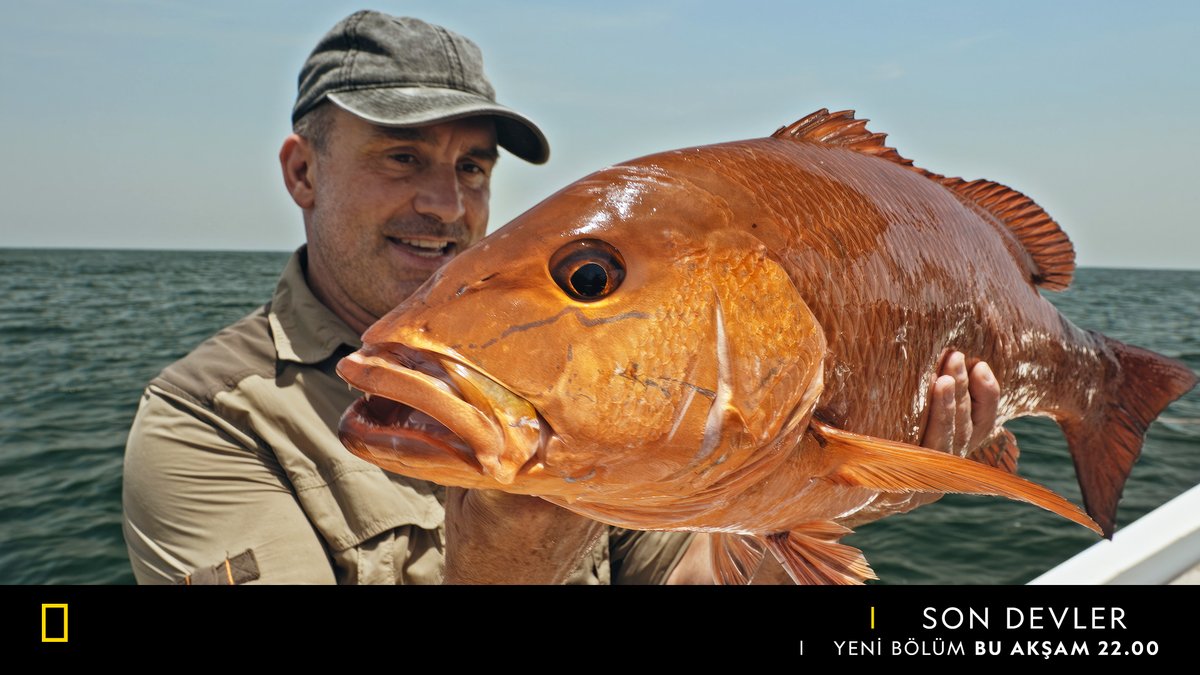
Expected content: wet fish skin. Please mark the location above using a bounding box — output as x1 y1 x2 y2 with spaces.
336 109 1196 583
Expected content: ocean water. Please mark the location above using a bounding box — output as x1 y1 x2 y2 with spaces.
0 249 1196 584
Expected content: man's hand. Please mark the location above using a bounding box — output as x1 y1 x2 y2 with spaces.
922 351 1001 455
441 487 604 584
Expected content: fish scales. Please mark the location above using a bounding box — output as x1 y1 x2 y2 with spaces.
336 109 1196 583
656 137 1070 444
679 135 1119 526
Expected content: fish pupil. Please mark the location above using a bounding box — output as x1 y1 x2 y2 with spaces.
571 263 608 297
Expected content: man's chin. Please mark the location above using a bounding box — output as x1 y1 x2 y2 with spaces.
373 277 433 315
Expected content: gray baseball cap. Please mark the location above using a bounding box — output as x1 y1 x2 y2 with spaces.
293 11 549 164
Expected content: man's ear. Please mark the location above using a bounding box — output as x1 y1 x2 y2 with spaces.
280 134 316 209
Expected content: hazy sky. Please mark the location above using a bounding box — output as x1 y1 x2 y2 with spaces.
2 0 1197 269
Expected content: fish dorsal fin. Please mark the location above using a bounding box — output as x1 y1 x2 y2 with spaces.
774 109 1076 290
810 421 1102 535
930 176 1075 290
773 108 915 167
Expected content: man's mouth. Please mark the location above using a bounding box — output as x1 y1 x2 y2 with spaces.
387 236 457 259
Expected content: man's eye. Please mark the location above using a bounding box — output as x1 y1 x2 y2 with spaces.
459 162 484 174
390 154 417 164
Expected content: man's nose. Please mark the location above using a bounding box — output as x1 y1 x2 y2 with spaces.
413 165 465 225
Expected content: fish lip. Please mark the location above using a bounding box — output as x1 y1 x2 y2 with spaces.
336 344 547 485
336 345 482 473
338 396 485 476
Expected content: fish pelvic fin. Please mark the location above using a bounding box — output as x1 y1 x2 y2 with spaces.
1061 337 1198 537
709 533 766 585
811 421 1102 535
969 427 1020 474
774 109 1074 290
762 523 876 585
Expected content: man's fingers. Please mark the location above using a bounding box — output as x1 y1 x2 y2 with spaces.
924 374 957 453
968 360 1000 448
946 352 971 453
923 354 1002 456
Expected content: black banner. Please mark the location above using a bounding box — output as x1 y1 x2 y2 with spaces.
2 585 1190 663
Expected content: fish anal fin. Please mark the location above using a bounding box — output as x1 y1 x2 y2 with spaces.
773 109 1074 291
709 533 766 585
1062 337 1198 537
762 523 876 585
969 427 1020 474
812 421 1102 535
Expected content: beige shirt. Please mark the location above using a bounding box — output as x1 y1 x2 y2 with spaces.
122 247 691 584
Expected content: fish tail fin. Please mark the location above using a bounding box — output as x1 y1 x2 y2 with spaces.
761 522 877 585
709 533 766 585
1060 336 1197 537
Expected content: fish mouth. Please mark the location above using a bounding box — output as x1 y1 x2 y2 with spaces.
336 344 545 487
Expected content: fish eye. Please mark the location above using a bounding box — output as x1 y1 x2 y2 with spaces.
549 239 625 302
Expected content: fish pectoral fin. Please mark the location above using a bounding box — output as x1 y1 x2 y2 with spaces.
709 533 766 585
762 522 876 585
811 421 1102 535
969 427 1020 473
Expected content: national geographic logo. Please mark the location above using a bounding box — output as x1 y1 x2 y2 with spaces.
41 604 67 642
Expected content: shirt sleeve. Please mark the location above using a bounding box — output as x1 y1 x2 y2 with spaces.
607 528 696 584
122 388 339 584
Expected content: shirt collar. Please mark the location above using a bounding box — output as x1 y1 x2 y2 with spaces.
269 246 363 364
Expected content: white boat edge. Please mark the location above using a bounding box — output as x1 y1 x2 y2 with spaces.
1029 482 1200 585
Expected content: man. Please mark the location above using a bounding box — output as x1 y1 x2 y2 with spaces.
123 11 998 585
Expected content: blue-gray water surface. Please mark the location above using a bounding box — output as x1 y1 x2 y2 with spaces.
0 249 1197 584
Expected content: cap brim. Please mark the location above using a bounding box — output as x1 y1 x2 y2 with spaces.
327 88 549 164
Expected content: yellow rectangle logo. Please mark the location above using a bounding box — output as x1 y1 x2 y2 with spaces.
41 604 68 642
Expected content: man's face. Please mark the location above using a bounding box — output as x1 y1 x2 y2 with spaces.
301 107 497 327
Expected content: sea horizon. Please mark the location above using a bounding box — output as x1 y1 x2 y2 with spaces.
3 245 1197 274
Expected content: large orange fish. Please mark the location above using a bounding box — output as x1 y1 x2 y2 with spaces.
336 109 1197 584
